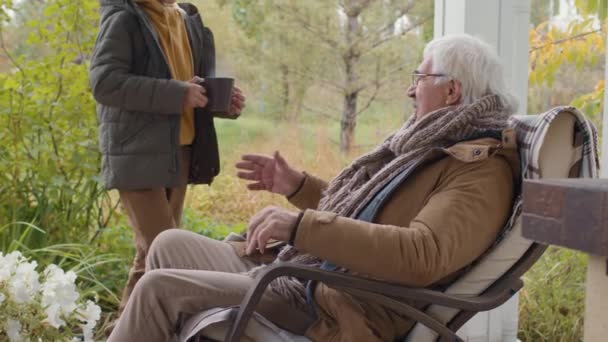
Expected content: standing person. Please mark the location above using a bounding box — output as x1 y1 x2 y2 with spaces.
89 0 246 331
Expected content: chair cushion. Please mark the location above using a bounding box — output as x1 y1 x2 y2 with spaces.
405 107 598 342
179 307 312 342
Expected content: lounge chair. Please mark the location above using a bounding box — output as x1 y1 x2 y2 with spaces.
180 107 598 342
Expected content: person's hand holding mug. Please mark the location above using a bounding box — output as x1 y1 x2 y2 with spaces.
182 77 208 111
230 86 246 116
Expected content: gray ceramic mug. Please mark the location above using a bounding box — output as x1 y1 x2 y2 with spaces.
199 77 237 119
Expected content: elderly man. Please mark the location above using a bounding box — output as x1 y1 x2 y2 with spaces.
108 34 520 342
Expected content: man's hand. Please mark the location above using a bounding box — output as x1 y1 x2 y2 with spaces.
230 86 246 116
183 77 208 110
246 206 299 255
236 151 304 196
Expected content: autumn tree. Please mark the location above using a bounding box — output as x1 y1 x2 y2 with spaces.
529 0 606 119
219 0 432 152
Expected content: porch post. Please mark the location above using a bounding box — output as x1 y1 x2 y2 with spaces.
584 29 608 342
433 0 531 341
434 0 531 115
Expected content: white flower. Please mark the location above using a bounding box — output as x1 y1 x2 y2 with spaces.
0 251 24 282
41 264 80 328
80 323 94 342
1 253 103 340
8 260 40 304
44 303 65 329
77 300 101 342
78 300 101 324
5 319 22 342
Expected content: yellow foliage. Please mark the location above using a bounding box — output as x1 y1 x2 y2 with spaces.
595 79 605 92
529 18 604 75
529 16 605 113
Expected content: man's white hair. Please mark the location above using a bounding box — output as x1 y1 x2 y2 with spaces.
423 34 518 113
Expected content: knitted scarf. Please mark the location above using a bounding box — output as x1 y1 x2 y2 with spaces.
252 95 512 311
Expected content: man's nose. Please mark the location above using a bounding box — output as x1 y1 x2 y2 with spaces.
406 84 416 98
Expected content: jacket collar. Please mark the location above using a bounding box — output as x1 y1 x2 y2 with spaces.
442 129 520 182
98 0 200 73
386 128 520 186
442 129 516 161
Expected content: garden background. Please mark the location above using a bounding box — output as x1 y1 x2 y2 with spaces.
0 0 605 340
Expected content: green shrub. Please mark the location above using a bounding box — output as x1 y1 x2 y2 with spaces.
519 247 586 342
0 0 105 247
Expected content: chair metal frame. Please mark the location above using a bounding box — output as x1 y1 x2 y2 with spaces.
225 243 547 342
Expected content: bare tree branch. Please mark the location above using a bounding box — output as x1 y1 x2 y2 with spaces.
355 63 406 93
341 0 377 17
529 28 602 52
253 46 344 91
0 28 26 78
290 66 344 91
276 3 340 48
302 103 341 122
373 1 417 37
365 15 432 52
356 83 380 116
349 1 417 49
355 61 403 116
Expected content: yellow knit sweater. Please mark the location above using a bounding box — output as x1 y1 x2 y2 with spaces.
136 0 195 145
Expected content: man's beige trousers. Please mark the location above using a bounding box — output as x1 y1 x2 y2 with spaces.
108 229 314 341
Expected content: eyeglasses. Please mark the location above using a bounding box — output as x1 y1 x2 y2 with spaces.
411 72 447 87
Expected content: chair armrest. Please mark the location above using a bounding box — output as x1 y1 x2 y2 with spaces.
225 263 522 342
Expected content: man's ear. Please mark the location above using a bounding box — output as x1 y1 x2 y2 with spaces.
446 80 462 105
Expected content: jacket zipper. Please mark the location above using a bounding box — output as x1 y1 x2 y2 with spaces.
130 2 186 177
170 123 178 173
129 2 173 78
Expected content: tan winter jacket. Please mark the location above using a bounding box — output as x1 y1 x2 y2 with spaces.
286 131 520 341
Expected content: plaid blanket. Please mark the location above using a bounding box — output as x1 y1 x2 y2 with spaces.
493 106 600 245
509 106 599 180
